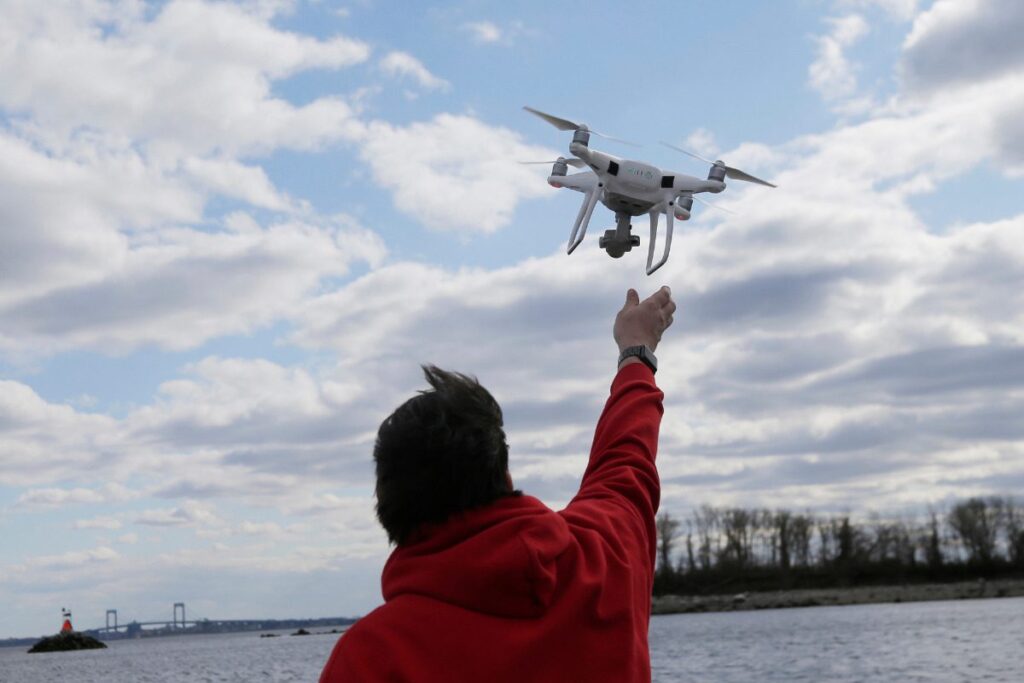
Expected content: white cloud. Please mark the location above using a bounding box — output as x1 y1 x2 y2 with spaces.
0 1 385 359
183 158 296 211
74 516 124 530
464 20 503 44
0 0 369 155
353 114 558 233
16 487 104 508
0 381 121 487
461 20 526 46
808 14 870 102
135 501 224 528
1 215 385 355
684 128 719 159
9 546 120 575
901 0 1024 91
840 0 919 21
379 51 449 91
14 484 133 510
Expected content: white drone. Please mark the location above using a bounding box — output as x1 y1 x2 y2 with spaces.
522 106 776 275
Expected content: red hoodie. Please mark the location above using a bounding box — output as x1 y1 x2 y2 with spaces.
320 362 663 682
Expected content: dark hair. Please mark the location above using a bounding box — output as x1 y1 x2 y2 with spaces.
374 365 515 544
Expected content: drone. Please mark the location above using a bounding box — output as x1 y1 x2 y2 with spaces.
522 106 776 275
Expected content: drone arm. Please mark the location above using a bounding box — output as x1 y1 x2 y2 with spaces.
568 143 620 174
568 183 602 254
646 203 674 276
552 171 598 193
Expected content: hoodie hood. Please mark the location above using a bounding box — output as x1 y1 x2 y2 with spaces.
381 495 572 618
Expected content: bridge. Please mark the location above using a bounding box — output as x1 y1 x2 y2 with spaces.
88 603 356 637
92 603 204 634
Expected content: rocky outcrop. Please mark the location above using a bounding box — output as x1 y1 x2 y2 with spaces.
28 631 107 653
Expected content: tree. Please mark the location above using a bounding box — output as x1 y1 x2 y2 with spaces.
948 498 1001 565
924 508 943 570
1002 497 1024 568
684 521 696 574
656 511 681 575
773 510 792 570
789 514 814 567
693 505 718 571
719 508 757 568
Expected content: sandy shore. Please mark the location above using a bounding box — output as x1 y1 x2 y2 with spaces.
651 578 1024 614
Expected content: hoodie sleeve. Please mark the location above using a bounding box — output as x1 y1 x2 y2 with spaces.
564 362 663 568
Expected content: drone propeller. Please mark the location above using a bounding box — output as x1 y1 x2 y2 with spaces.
519 158 586 168
661 142 777 188
523 106 640 147
690 194 736 214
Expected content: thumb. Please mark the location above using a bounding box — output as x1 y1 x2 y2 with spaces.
624 288 640 307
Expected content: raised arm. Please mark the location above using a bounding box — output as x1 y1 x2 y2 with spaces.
564 287 675 564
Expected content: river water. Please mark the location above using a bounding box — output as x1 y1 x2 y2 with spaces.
2 597 1022 682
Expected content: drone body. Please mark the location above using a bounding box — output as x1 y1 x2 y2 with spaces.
523 106 776 275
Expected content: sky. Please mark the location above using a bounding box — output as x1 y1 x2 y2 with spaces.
1 0 1023 639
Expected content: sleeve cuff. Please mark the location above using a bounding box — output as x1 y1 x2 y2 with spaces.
613 358 656 390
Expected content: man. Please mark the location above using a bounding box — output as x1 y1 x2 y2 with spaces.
320 286 675 682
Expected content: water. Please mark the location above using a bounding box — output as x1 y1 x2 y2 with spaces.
0 629 337 683
649 597 1024 682
2 598 1022 682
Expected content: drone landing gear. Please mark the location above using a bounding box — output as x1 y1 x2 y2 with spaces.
599 212 640 259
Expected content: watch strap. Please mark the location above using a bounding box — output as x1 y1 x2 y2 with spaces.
618 345 657 374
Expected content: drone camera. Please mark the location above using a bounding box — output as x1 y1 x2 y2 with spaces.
599 229 641 258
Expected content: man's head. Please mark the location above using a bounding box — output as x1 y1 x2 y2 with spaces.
374 365 515 544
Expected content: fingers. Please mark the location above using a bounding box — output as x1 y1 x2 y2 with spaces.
651 286 675 329
645 285 672 306
625 288 640 307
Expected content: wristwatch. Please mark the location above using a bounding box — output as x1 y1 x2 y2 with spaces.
618 345 657 374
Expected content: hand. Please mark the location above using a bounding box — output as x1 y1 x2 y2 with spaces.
613 286 676 354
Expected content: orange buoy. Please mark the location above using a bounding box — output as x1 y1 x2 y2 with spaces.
61 608 73 633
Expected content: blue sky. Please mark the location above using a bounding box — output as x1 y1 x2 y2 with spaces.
2 0 1024 639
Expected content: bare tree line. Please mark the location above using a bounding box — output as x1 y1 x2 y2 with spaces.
654 496 1024 595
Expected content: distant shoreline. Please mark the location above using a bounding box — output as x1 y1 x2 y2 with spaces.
651 578 1024 615
0 617 356 649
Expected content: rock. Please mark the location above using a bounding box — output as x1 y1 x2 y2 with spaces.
29 631 107 653
292 628 311 636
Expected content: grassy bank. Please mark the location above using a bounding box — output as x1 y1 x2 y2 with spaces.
651 578 1024 614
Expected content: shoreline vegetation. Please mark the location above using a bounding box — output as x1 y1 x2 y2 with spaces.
652 578 1024 615
652 496 1024 610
